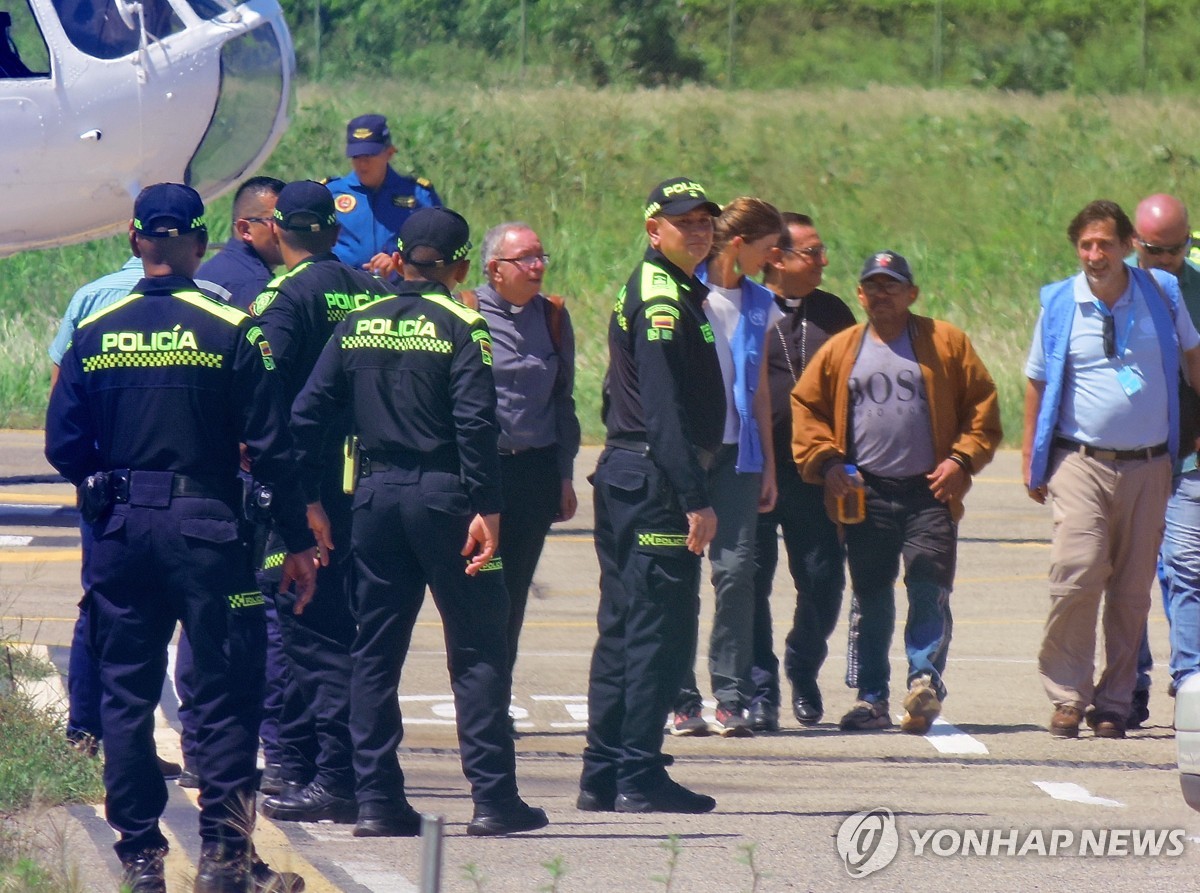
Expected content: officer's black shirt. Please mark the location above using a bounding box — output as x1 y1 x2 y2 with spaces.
45 274 314 552
250 251 395 406
603 248 724 512
291 279 503 515
764 288 856 477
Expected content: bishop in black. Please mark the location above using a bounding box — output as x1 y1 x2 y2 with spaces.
291 206 548 838
578 177 725 815
251 180 395 825
44 183 316 893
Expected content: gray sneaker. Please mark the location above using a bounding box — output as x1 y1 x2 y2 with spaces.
900 675 941 735
839 698 892 731
670 705 710 737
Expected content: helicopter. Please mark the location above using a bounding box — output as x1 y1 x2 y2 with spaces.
0 0 294 258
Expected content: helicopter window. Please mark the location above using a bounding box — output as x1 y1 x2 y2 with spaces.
52 0 182 59
1 4 50 77
183 0 244 20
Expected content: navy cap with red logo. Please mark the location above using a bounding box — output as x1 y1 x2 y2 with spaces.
858 250 914 284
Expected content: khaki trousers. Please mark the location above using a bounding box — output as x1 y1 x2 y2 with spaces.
1038 448 1171 715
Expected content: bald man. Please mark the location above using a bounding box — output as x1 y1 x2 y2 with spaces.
1133 193 1200 726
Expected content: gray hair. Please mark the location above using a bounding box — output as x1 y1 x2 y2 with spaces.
481 221 535 266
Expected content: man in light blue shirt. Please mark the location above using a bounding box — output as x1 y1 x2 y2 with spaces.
1024 199 1200 740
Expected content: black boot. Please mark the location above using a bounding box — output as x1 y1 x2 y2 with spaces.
194 841 252 893
120 846 167 893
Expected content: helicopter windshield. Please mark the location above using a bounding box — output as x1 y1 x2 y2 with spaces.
185 20 283 196
53 0 181 59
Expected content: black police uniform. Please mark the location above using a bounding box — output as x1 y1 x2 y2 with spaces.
250 253 394 804
45 274 313 861
290 280 522 812
580 248 724 800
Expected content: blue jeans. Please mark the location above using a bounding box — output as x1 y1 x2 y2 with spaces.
1159 470 1200 688
843 473 956 703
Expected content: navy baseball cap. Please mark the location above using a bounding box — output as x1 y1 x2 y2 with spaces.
396 207 472 266
132 183 206 237
346 114 391 158
644 177 721 220
859 250 914 284
274 180 337 232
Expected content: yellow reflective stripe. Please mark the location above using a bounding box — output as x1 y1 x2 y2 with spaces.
422 293 483 326
78 292 143 329
175 291 248 326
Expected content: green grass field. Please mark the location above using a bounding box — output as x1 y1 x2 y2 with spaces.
5 83 1200 445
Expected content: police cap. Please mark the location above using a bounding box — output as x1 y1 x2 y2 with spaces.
858 250 914 284
644 177 721 221
132 183 206 237
274 180 338 232
396 207 472 267
346 114 391 158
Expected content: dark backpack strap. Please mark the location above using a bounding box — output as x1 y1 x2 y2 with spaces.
544 293 566 355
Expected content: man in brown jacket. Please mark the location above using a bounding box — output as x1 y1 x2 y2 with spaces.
791 250 1002 734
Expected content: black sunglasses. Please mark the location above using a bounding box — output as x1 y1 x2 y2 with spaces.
1103 313 1116 358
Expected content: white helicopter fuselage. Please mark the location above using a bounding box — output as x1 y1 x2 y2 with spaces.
1 0 294 257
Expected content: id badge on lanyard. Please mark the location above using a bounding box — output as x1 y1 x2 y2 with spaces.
1097 300 1142 397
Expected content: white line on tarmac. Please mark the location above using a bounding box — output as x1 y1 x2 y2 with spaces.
0 534 32 546
921 717 989 754
1032 781 1124 808
330 861 419 893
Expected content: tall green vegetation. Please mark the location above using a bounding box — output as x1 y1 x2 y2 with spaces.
282 0 1200 94
5 85 1200 442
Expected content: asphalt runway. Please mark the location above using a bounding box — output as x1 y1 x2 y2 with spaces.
2 429 1198 892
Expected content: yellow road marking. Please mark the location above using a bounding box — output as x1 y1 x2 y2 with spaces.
0 548 80 563
0 493 73 505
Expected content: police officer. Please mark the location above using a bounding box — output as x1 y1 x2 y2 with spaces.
196 175 287 309
324 113 441 278
250 180 395 825
291 207 548 838
45 183 317 893
577 177 724 814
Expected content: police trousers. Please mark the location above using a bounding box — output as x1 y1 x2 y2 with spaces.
581 447 702 798
348 462 519 807
85 477 263 859
264 471 356 794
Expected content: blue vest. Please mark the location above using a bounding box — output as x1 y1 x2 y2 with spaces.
697 264 774 473
1029 265 1181 489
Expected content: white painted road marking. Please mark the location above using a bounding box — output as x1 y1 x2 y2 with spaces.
921 717 989 754
0 534 32 546
1033 781 1124 808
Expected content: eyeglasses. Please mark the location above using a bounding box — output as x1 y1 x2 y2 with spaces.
861 279 910 297
783 245 827 261
1136 237 1191 256
1102 313 1116 358
241 216 273 226
496 253 550 269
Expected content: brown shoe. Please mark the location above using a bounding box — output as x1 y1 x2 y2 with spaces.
1049 705 1083 738
1086 709 1127 739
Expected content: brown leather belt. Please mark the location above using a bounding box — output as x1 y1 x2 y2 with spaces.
1053 438 1168 462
